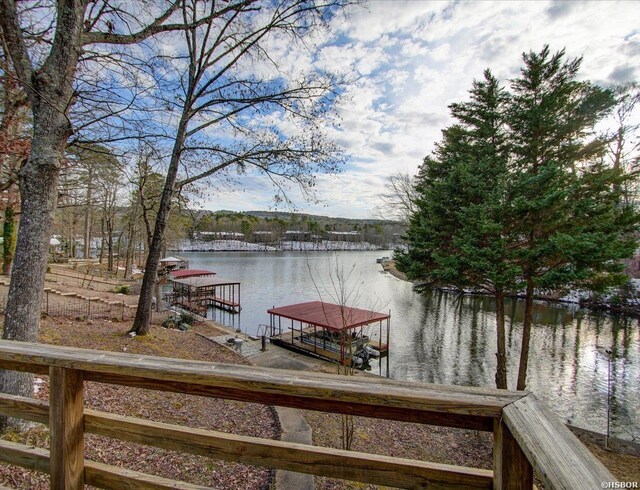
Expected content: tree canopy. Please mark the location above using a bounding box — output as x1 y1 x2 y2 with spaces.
0 0 354 426
397 46 640 389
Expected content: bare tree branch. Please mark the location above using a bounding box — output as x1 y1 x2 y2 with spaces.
82 1 258 45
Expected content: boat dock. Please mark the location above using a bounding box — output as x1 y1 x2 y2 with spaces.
168 272 241 314
266 301 390 373
270 326 388 364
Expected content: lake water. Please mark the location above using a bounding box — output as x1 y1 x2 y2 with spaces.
179 250 640 440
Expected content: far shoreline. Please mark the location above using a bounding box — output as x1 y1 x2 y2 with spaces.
380 259 640 318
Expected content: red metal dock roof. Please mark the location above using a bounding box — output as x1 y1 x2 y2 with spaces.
170 276 240 288
267 301 389 331
169 269 216 279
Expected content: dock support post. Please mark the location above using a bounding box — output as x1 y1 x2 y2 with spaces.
386 316 390 378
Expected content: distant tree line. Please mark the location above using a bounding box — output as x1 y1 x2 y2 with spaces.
48 191 404 265
189 210 404 247
397 47 640 391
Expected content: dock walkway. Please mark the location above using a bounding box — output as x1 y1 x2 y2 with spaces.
207 334 262 359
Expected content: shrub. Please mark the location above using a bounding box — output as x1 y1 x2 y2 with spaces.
114 284 130 295
162 316 177 329
179 312 196 326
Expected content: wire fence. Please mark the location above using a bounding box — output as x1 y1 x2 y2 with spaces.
0 292 137 321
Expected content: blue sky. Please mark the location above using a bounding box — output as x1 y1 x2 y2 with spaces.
199 0 640 219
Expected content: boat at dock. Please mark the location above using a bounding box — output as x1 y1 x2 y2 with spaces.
299 328 372 367
266 301 390 371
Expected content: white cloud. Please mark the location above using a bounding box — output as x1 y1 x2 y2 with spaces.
202 0 640 219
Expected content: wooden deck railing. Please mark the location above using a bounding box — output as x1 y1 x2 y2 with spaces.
0 340 616 489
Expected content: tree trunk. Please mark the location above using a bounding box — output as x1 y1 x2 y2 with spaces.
107 218 114 272
0 128 66 430
0 0 85 430
71 223 77 258
154 281 161 313
495 291 508 389
517 279 535 390
124 220 137 279
83 166 93 258
114 230 123 278
132 117 189 335
98 215 106 265
2 206 16 275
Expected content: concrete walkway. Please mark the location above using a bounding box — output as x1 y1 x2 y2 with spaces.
202 330 319 489
274 407 313 490
208 334 262 358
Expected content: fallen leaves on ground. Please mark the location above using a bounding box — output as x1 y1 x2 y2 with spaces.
0 317 277 490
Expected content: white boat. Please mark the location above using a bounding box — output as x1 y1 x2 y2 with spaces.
300 329 372 368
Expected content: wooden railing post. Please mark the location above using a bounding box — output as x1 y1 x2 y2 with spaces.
49 367 84 489
0 342 619 489
493 418 533 489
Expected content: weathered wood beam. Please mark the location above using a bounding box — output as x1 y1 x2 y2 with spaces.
503 394 616 489
0 395 493 489
0 359 49 375
85 409 493 489
0 440 211 490
0 392 48 424
86 460 212 490
49 367 84 490
83 371 495 430
0 341 525 431
493 418 533 489
0 439 51 474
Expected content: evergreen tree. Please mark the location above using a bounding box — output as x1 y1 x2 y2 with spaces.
399 47 640 390
397 70 518 388
507 46 637 390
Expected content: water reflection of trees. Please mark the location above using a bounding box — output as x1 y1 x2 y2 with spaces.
404 290 640 440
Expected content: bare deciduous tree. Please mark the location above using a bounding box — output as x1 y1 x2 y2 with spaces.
0 0 241 428
375 171 417 223
608 83 640 205
307 254 387 450
0 32 30 275
131 0 351 334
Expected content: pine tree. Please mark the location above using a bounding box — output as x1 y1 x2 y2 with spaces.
506 46 638 390
397 70 518 388
399 47 640 391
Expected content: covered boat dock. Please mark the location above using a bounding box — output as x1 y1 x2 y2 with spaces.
158 256 189 272
169 269 216 279
169 274 241 314
267 301 389 372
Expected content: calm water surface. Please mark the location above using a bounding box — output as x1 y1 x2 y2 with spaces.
180 250 640 440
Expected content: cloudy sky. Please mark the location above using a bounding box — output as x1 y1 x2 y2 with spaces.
202 0 640 219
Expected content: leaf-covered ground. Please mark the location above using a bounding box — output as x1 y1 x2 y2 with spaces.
0 318 278 489
305 410 493 490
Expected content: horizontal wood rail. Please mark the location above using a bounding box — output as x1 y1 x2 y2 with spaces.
0 440 209 490
0 340 617 489
0 393 493 488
